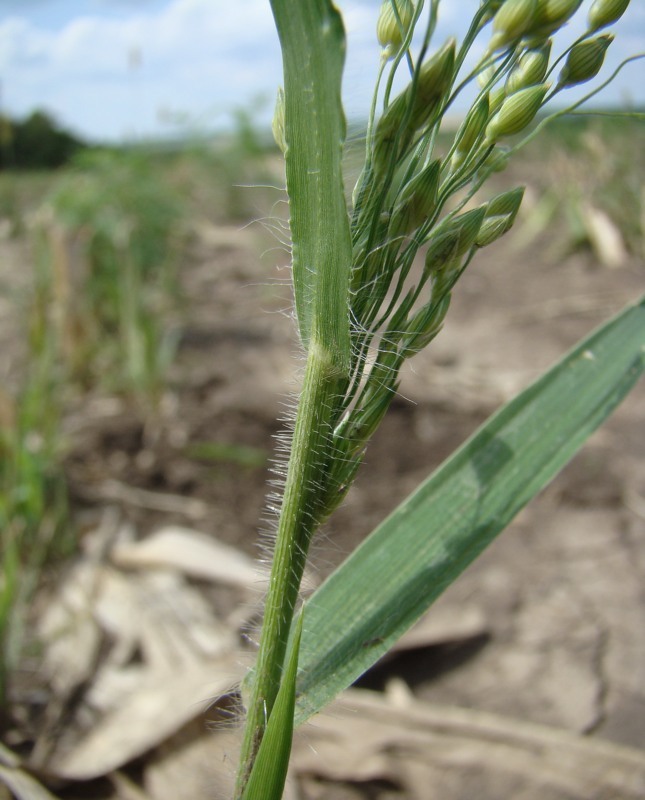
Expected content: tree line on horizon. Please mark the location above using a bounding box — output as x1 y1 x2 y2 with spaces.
0 110 86 170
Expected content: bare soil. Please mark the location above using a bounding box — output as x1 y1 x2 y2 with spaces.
1 154 644 798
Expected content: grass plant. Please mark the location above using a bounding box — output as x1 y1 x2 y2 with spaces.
33 149 184 398
0 337 71 712
0 135 275 726
1 149 184 715
234 1 644 797
515 115 645 258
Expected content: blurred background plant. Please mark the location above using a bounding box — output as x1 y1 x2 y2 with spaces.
32 149 185 398
511 115 644 264
0 103 280 719
0 338 70 713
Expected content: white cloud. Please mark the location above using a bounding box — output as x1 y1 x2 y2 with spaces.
1 0 643 142
1 0 281 140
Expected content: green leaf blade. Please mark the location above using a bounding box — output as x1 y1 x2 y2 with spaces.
270 0 352 371
242 611 304 800
295 297 645 725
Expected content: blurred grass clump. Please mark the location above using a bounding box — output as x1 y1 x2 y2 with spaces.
32 149 185 397
0 347 70 710
512 116 645 262
0 123 280 713
1 147 188 712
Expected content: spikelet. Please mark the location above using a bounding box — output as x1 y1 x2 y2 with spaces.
452 94 490 168
482 145 512 175
477 65 496 90
374 38 456 167
485 83 549 141
399 292 451 359
424 207 486 273
505 41 552 94
488 0 539 52
414 37 457 112
487 186 525 218
475 186 525 245
377 0 415 59
272 87 286 154
489 85 507 115
588 0 630 31
529 0 584 36
557 34 613 88
480 0 506 24
389 159 441 236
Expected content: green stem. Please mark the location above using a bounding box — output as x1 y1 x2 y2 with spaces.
235 0 351 793
235 343 343 797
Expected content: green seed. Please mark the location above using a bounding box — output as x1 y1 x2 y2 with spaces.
272 87 286 154
456 94 491 155
532 0 584 32
424 207 486 273
377 0 415 59
489 0 539 51
485 83 549 141
557 34 613 88
505 41 552 94
588 0 630 31
390 159 441 236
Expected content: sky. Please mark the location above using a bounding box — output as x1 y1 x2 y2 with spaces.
1 0 643 143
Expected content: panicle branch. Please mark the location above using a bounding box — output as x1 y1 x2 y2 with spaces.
313 0 635 520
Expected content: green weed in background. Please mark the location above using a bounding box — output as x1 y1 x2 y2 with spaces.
0 347 71 711
1 148 186 713
178 113 280 223
184 441 268 470
0 119 285 712
33 149 184 397
0 124 283 716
